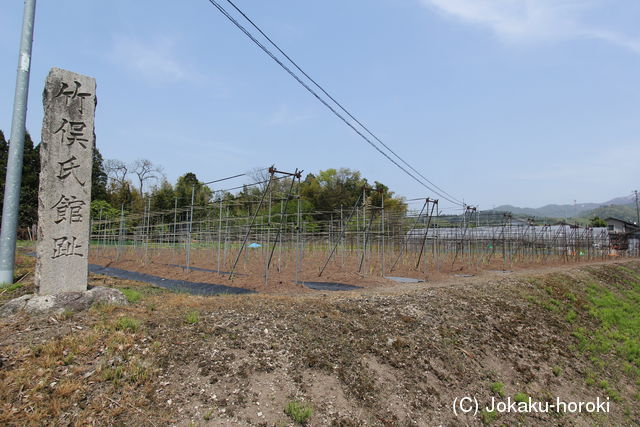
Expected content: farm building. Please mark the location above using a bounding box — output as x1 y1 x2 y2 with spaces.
604 217 640 251
604 217 639 234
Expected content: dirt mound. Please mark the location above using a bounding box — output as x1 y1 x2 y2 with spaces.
0 259 638 425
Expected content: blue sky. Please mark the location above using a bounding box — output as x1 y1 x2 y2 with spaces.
1 0 639 212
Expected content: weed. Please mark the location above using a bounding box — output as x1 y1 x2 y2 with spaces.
127 359 150 383
514 392 529 403
585 372 596 387
566 310 577 323
490 382 505 397
102 365 124 383
115 317 140 332
121 288 141 303
185 311 200 325
481 409 498 424
1 282 24 293
203 409 214 421
552 366 562 377
543 299 561 312
607 389 622 402
90 302 117 314
100 358 149 385
62 353 75 366
284 400 313 424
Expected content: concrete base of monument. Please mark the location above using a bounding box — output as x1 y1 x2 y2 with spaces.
0 286 127 316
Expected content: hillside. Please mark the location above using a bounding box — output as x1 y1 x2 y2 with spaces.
495 194 637 219
580 204 639 224
494 203 600 219
0 254 638 425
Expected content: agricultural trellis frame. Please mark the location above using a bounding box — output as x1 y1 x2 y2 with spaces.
89 173 623 287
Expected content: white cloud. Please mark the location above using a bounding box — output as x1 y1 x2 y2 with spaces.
421 0 640 52
108 35 200 84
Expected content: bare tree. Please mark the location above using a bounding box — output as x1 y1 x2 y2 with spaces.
247 165 273 193
104 159 129 186
132 159 163 196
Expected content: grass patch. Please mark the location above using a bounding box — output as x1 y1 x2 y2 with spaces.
1 282 24 293
184 310 200 325
114 317 141 332
60 309 74 320
533 265 640 405
481 409 498 424
121 288 142 303
100 358 149 386
490 381 505 397
584 282 640 368
514 392 529 403
284 400 313 424
543 298 562 312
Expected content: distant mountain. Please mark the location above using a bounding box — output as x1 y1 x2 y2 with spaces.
495 195 637 219
603 195 635 206
493 203 600 219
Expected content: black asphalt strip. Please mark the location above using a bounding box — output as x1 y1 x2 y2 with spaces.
89 264 254 295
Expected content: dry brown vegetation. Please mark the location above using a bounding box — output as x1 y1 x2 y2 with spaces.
88 245 620 294
1 250 639 425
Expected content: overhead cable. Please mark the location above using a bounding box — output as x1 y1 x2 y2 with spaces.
205 0 465 207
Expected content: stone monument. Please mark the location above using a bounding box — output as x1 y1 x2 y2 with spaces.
35 68 96 295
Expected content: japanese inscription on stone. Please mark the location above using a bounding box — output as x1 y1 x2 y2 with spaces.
35 68 96 295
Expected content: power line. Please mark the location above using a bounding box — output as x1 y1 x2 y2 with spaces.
223 0 463 206
205 0 465 207
213 174 290 195
203 173 246 185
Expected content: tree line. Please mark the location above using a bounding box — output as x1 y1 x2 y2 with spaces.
0 130 407 229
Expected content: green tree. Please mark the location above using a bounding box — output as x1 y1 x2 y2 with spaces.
369 181 407 214
0 131 40 227
91 146 108 202
174 172 212 208
589 216 607 228
107 180 140 211
301 168 368 217
5 132 40 228
90 199 119 221
150 179 176 211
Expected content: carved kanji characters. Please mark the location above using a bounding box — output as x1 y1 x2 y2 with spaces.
57 156 85 186
51 195 85 224
54 80 92 114
53 119 89 149
51 236 83 259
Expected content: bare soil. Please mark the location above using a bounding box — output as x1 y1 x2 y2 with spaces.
89 246 619 294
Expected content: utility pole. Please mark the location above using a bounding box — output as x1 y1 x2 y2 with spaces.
0 0 37 285
634 190 639 226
